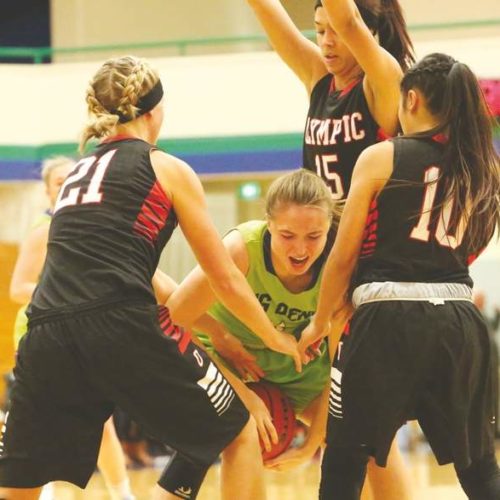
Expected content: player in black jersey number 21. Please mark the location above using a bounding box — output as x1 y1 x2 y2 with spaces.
0 56 302 500
301 53 500 500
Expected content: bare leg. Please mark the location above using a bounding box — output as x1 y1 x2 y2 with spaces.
0 487 42 500
97 417 134 499
366 439 413 500
221 417 266 500
360 476 375 500
98 417 128 483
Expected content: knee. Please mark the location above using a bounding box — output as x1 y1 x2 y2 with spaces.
230 416 258 448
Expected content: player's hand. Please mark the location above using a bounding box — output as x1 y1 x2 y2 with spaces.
211 331 264 381
298 319 330 365
267 332 302 373
264 443 319 471
245 391 278 452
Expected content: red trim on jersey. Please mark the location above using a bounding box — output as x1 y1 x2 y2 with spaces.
343 321 351 336
432 133 448 144
467 254 478 265
376 127 391 142
329 76 362 97
133 181 173 244
467 246 486 266
158 306 192 354
359 199 379 258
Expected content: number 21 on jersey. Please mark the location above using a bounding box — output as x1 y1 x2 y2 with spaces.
410 166 468 249
54 150 116 213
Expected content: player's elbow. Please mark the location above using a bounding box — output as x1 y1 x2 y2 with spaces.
210 275 240 301
9 280 28 304
166 293 193 328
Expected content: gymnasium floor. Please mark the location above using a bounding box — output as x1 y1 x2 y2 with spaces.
53 441 500 499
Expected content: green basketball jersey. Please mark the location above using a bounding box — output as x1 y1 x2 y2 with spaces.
208 220 321 349
13 211 52 349
200 220 330 412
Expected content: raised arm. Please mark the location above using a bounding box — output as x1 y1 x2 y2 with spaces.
152 150 301 371
247 0 327 94
9 223 50 304
166 229 248 324
322 0 405 134
167 230 265 380
300 140 394 350
152 268 178 304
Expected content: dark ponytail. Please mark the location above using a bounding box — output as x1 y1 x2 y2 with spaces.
401 53 500 253
377 0 415 71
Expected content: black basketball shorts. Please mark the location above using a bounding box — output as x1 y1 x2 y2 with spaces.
326 299 495 470
0 302 248 488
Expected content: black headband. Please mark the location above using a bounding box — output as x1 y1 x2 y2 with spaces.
113 79 164 123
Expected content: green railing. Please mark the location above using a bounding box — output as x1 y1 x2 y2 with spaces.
0 18 499 64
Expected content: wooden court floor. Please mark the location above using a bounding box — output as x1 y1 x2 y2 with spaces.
52 444 500 499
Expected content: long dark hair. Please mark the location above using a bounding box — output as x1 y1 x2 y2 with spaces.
315 0 415 70
401 53 500 253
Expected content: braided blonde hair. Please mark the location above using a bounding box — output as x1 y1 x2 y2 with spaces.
80 56 160 152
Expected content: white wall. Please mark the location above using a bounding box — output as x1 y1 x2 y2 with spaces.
1 36 499 146
0 52 308 145
50 0 500 51
51 0 263 54
1 36 499 288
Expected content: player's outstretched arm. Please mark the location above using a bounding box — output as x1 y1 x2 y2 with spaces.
151 268 178 304
246 0 327 94
265 383 329 471
213 355 278 452
9 223 50 304
194 314 265 381
302 142 393 351
321 0 404 135
154 266 265 380
153 150 301 371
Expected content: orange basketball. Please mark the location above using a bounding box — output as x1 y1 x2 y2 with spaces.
248 381 296 460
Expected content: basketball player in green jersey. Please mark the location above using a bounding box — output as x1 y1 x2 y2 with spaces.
166 169 411 499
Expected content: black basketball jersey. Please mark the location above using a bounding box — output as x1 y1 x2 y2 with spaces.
303 75 383 199
29 137 178 317
353 136 475 288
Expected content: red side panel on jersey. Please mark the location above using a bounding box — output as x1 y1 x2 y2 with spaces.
467 246 486 266
376 127 391 142
359 199 379 258
158 305 192 354
134 181 172 244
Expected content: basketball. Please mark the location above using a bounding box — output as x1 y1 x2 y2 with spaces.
248 381 296 460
